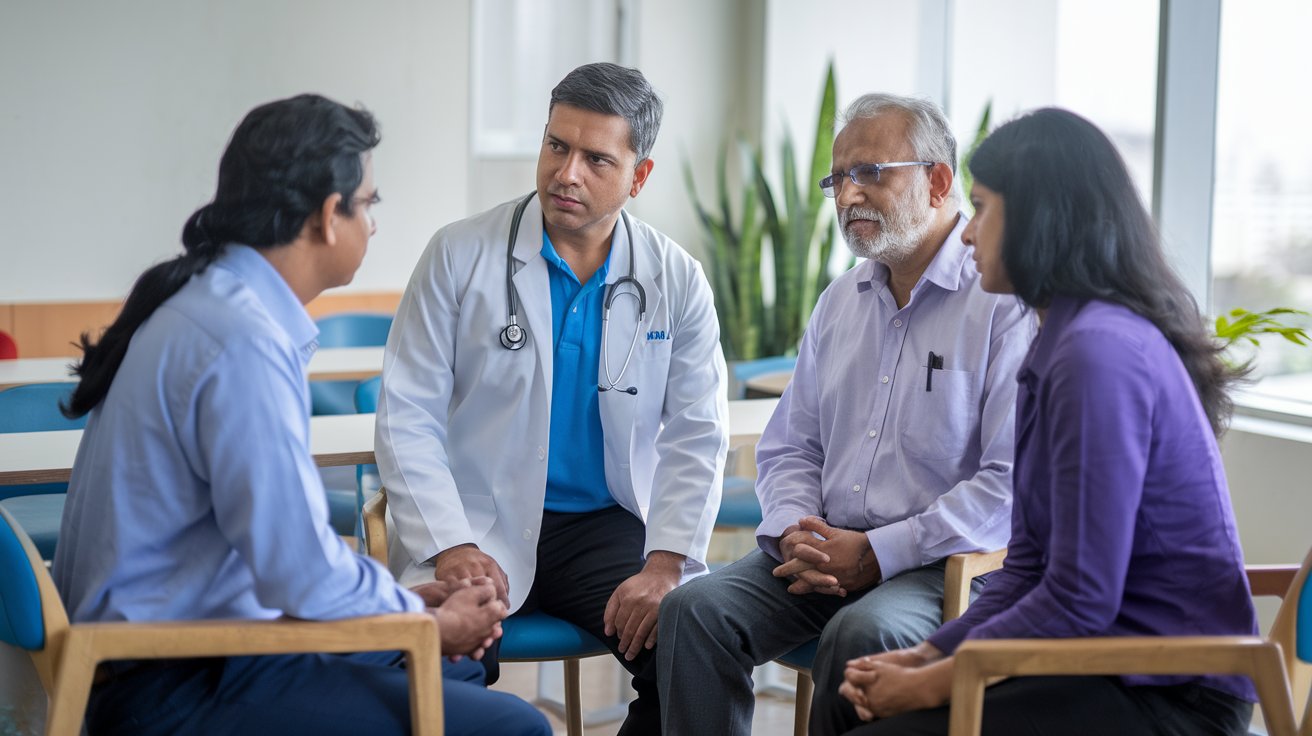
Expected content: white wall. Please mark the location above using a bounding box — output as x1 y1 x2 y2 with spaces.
626 0 764 262
0 0 469 301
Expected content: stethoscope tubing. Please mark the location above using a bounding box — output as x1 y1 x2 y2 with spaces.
501 193 646 394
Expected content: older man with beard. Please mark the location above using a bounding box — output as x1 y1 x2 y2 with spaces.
655 93 1034 736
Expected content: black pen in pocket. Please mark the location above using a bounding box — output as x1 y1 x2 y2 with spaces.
926 351 944 391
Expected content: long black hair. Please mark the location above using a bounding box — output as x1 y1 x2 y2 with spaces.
969 107 1239 434
63 93 380 418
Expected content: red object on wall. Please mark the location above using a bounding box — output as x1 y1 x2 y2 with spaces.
0 331 18 359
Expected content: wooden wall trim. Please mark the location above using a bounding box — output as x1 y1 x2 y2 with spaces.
1 291 403 358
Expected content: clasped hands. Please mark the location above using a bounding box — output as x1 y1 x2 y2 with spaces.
772 515 881 596
421 543 512 661
430 543 685 663
838 643 953 721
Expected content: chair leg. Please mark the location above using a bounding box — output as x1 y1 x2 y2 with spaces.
1250 646 1297 736
564 658 584 736
793 670 813 736
44 632 95 736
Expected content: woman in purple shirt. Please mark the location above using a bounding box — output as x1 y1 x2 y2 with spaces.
826 108 1258 736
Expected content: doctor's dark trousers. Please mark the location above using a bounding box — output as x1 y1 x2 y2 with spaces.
481 504 662 736
84 651 551 736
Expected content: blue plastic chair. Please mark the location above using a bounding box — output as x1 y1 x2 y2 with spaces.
0 504 445 736
309 313 392 416
0 383 86 558
309 313 391 536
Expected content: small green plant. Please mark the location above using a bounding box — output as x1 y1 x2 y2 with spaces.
685 62 839 361
1213 307 1310 371
1213 308 1309 349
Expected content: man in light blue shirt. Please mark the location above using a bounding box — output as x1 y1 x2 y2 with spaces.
53 94 549 736
657 93 1034 735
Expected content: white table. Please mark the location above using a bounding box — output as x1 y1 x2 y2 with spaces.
0 347 387 388
0 399 779 486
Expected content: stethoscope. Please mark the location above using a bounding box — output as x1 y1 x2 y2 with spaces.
500 193 647 395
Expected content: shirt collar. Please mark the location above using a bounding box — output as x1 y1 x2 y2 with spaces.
1017 294 1084 386
540 229 613 286
857 212 969 295
214 244 320 359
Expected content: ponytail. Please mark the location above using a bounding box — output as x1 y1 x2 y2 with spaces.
62 207 226 418
61 93 382 418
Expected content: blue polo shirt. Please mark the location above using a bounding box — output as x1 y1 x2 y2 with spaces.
541 231 618 513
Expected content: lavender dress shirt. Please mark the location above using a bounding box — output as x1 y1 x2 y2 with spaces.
754 215 1035 580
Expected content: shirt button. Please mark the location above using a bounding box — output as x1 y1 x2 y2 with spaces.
537 446 546 461
881 375 889 384
523 529 533 540
893 319 903 327
868 430 877 438
572 307 578 313
852 484 862 493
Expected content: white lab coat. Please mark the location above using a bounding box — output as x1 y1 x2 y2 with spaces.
375 195 729 612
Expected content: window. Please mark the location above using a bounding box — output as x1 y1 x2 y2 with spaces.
1212 0 1312 407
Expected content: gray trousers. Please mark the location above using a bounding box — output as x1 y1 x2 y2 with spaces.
657 550 980 736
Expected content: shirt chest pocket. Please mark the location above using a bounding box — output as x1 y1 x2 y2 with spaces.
898 368 982 461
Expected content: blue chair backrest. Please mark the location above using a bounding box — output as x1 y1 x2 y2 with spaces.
315 313 393 348
1298 569 1312 662
0 383 86 433
0 506 45 650
310 314 392 416
0 384 85 499
355 375 382 414
730 356 798 399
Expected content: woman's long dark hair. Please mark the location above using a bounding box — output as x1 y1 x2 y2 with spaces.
969 107 1240 435
63 94 380 418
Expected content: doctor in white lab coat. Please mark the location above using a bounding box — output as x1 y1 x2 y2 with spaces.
374 63 727 736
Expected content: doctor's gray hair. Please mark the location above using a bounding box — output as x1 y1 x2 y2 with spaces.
841 93 960 203
549 62 663 163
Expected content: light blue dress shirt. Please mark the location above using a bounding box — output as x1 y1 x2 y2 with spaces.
540 231 617 513
53 245 422 623
754 215 1035 581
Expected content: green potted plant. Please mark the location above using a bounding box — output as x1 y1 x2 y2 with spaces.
684 62 840 364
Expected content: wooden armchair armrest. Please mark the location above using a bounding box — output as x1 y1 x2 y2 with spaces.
943 549 1007 622
50 613 442 736
949 637 1295 736
1247 564 1301 599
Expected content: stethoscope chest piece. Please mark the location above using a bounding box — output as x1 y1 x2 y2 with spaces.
500 322 527 350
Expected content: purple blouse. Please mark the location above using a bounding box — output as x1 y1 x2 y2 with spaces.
928 296 1259 702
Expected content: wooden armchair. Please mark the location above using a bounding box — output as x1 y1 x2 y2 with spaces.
0 505 444 736
948 553 1312 736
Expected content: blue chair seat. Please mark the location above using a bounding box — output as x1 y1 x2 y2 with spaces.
500 611 609 660
0 494 64 559
717 476 762 528
777 637 818 670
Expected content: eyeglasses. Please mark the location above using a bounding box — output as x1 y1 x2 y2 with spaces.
819 162 935 198
351 193 382 211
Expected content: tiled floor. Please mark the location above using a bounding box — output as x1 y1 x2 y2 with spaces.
493 658 802 736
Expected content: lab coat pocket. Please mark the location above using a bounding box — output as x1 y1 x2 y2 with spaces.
899 368 981 461
461 494 497 540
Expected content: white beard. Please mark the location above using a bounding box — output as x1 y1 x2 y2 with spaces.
840 177 935 266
